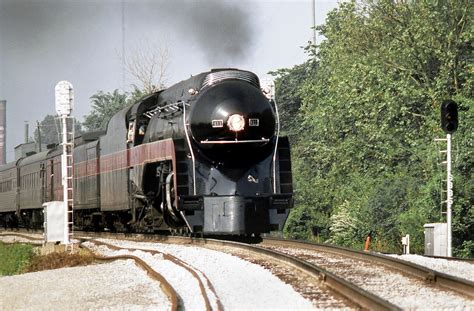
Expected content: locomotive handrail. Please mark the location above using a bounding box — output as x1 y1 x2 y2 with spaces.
200 139 270 144
144 102 182 119
182 101 197 195
271 100 280 193
261 78 280 194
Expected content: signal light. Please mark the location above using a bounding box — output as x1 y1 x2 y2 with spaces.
440 100 458 134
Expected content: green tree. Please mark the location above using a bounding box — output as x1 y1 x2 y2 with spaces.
83 87 150 132
83 90 129 131
271 60 318 142
280 0 473 256
34 114 83 146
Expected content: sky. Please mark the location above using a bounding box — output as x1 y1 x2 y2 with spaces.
0 0 340 162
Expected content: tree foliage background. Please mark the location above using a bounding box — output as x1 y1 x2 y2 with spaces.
277 0 473 256
83 40 169 131
34 115 83 146
82 87 146 131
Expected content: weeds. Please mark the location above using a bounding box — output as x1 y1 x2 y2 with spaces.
0 243 95 276
0 242 34 276
25 250 95 273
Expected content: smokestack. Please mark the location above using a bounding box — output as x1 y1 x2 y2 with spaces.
0 100 5 165
25 121 29 143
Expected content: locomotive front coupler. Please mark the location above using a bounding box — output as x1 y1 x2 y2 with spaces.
177 194 293 235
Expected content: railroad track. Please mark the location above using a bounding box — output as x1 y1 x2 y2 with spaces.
73 233 474 309
0 232 44 244
0 231 387 309
81 238 222 311
259 237 474 309
2 230 473 310
81 240 179 311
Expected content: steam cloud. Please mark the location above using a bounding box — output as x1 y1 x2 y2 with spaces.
0 0 257 160
156 0 256 64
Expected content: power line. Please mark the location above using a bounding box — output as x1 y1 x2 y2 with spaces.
312 0 317 45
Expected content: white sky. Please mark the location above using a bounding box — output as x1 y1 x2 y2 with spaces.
0 0 340 161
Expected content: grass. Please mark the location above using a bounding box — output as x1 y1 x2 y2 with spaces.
0 242 34 276
0 242 95 276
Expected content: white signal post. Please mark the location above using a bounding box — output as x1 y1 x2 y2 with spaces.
446 133 452 257
55 81 74 245
434 133 453 257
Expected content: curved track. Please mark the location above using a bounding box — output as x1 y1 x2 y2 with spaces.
0 232 43 243
84 245 179 311
81 238 223 311
256 238 474 311
0 232 178 310
2 231 473 310
260 237 474 300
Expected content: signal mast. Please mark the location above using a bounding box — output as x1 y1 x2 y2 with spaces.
438 100 458 257
55 81 74 245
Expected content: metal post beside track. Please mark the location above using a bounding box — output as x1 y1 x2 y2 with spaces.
446 133 452 257
55 81 74 247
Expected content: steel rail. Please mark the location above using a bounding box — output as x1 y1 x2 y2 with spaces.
382 251 474 263
261 237 474 299
160 236 400 311
0 232 44 241
4 230 471 305
80 240 178 311
82 238 223 311
0 232 179 310
423 254 474 263
73 233 398 309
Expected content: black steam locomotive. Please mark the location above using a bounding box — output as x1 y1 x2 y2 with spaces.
0 69 293 235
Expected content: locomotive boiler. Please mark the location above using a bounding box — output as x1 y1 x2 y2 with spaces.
1 69 293 236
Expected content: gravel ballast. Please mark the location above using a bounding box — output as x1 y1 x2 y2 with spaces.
0 260 171 310
4 233 471 310
265 246 474 310
88 239 315 310
388 254 474 282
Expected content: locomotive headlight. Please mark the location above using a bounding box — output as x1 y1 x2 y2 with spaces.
227 114 245 132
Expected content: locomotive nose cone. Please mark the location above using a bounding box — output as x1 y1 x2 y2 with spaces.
227 114 245 132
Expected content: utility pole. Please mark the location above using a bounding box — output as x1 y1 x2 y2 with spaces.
312 0 317 45
36 120 42 152
121 0 126 90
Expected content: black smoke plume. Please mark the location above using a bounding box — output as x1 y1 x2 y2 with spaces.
157 0 256 64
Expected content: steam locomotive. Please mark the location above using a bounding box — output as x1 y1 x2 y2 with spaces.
0 69 293 235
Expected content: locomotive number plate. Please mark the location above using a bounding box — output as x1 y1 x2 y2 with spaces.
212 120 224 128
249 118 260 127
